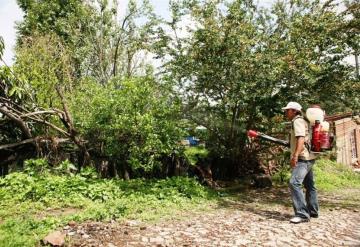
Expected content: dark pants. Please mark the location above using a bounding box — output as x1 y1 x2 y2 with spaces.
289 159 319 219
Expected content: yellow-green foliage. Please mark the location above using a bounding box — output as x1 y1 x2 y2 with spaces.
184 146 209 166
313 159 360 191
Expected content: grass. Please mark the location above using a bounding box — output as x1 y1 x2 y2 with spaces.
0 159 217 247
313 159 360 191
272 158 360 191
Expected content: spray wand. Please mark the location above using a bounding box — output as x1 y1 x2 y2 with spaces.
247 130 289 147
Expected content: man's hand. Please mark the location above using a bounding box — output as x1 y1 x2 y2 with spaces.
291 156 298 168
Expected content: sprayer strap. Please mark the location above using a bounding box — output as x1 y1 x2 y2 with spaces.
291 115 312 152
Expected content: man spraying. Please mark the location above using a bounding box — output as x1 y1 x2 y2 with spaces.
282 102 319 224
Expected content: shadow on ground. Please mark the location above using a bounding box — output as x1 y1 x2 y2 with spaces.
214 184 360 221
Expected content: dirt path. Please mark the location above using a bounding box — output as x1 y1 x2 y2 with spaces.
65 187 360 247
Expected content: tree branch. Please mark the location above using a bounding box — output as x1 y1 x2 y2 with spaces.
0 104 32 139
0 137 70 150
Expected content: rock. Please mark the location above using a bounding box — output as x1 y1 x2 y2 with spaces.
125 220 140 227
141 237 149 242
43 231 66 246
149 236 164 243
253 174 272 188
68 221 76 227
83 234 90 239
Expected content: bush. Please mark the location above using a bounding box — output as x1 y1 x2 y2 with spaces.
0 164 217 247
71 76 185 174
184 146 209 166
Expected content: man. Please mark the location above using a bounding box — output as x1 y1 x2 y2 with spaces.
282 102 319 224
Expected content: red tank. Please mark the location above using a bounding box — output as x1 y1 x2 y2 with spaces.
320 131 331 150
311 120 321 152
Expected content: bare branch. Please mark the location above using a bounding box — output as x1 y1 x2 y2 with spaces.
20 110 58 117
0 104 32 139
0 137 70 150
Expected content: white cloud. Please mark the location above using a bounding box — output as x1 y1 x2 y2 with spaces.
0 0 23 65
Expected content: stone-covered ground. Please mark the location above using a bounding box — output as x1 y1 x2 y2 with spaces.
65 187 360 247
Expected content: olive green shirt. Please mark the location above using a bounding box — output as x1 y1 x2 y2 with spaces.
290 116 316 161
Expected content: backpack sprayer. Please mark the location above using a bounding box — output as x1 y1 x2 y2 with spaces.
247 105 333 152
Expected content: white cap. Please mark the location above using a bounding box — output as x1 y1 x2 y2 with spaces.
282 102 302 111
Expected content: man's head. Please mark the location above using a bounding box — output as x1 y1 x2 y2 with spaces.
282 102 302 120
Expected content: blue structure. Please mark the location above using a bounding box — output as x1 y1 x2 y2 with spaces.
185 136 199 146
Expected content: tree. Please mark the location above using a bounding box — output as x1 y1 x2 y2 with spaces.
157 0 358 178
16 0 160 82
0 36 4 59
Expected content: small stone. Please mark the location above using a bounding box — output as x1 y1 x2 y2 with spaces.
140 226 147 230
67 231 75 236
125 220 140 226
43 231 65 246
63 226 70 230
83 234 90 239
68 221 76 227
149 237 164 243
353 209 359 213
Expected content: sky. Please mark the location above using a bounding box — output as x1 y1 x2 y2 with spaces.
0 0 23 65
0 0 275 65
0 0 355 66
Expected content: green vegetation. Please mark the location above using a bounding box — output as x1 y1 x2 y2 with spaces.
184 146 209 166
1 0 359 243
272 159 360 191
0 159 217 247
314 159 360 191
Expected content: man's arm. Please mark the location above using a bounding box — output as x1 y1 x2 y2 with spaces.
291 136 305 168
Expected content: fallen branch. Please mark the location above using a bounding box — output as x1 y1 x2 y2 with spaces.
0 104 32 139
20 110 58 117
0 137 70 150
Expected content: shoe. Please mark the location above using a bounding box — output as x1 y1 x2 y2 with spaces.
290 216 310 224
310 214 318 218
